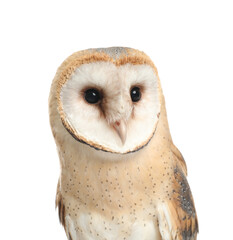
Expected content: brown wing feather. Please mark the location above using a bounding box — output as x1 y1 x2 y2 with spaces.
172 167 198 239
56 181 74 239
158 167 198 240
68 233 73 240
55 180 66 229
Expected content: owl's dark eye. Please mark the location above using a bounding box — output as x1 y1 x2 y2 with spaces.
130 87 141 102
84 88 101 104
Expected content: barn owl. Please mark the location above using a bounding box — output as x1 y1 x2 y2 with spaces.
49 47 198 240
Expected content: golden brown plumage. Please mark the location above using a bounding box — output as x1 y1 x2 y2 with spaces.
49 47 198 240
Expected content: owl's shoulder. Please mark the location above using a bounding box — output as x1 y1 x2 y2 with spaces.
170 143 187 176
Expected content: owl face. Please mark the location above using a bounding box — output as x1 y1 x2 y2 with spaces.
56 48 161 154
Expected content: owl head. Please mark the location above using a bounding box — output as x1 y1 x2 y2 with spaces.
49 47 164 155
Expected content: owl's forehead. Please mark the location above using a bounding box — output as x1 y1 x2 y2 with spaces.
67 61 157 92
56 47 158 93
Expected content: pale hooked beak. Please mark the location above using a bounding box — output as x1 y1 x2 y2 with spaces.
113 119 127 145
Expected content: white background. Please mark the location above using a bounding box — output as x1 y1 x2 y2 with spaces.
0 1 232 239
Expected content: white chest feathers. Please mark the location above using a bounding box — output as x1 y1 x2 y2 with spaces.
65 213 161 240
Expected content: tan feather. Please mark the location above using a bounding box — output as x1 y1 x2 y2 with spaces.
171 144 187 176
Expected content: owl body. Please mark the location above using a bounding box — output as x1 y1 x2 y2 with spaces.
49 47 198 240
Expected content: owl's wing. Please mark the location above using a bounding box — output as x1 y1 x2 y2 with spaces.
56 181 74 240
157 167 198 240
56 180 66 229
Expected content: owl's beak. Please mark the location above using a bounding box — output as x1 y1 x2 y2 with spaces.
113 120 127 145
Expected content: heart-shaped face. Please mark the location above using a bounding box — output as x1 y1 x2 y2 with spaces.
54 47 161 154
